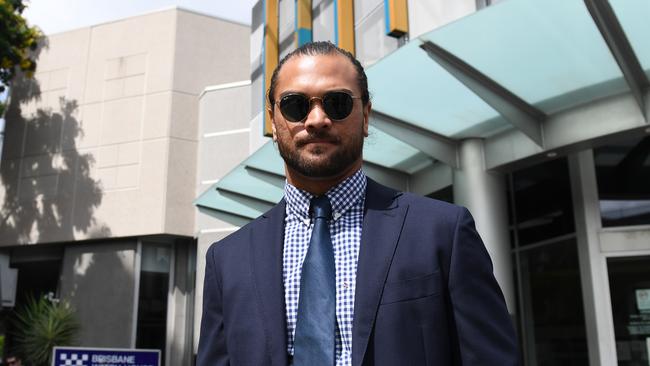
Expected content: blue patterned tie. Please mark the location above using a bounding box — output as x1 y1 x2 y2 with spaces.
293 195 336 366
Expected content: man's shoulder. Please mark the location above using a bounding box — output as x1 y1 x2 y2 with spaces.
400 191 462 213
399 191 466 228
367 178 463 217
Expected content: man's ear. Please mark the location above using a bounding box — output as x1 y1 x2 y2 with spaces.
268 106 277 141
362 101 371 137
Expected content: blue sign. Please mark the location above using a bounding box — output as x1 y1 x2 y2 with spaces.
52 347 160 366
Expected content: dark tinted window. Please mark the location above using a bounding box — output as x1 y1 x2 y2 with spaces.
518 239 589 366
136 244 171 363
607 256 650 365
427 185 453 204
510 158 575 246
595 136 650 227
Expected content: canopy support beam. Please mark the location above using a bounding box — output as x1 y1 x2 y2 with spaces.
584 0 650 122
420 40 546 146
371 110 458 168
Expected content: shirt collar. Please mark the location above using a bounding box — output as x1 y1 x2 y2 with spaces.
284 169 367 222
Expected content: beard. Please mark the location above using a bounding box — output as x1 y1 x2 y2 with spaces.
276 128 364 179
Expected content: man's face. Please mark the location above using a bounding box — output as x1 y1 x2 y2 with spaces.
270 53 370 180
6 357 21 366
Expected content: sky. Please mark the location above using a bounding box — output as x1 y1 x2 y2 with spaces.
23 0 257 35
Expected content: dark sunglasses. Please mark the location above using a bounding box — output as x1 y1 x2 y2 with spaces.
276 91 361 122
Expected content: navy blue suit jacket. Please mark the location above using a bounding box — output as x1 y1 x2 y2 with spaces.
198 179 519 365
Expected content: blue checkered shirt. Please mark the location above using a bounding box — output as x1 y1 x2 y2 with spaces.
283 169 366 366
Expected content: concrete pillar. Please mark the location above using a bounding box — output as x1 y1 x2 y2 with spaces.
167 240 196 366
452 138 516 313
568 150 617 366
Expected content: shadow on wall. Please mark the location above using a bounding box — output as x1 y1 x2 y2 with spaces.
0 40 109 244
60 243 136 348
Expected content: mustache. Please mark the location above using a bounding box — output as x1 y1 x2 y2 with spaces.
296 132 341 147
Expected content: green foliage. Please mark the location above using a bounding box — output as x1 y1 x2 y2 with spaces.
0 0 40 83
0 0 41 115
12 295 80 366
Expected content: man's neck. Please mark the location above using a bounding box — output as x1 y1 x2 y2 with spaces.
285 161 362 196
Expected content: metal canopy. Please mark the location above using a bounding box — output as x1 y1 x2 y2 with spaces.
196 0 650 222
194 127 436 223
419 40 546 147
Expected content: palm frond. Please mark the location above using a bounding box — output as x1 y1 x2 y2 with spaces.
11 294 80 366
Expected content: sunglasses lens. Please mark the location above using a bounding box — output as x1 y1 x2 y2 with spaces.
278 92 355 122
279 94 309 122
323 92 354 120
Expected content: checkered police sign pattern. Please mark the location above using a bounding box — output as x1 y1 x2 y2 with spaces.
52 347 160 366
59 353 89 366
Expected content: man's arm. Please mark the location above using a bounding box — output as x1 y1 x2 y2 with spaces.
196 244 229 366
448 207 519 365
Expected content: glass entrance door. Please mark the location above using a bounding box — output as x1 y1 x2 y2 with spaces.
607 256 650 365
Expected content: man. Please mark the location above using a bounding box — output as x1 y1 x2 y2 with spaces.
198 41 518 366
5 354 22 366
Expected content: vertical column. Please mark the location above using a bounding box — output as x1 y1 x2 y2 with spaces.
334 0 355 55
384 0 408 37
263 0 279 136
568 150 617 366
166 240 196 366
452 138 515 313
295 0 313 47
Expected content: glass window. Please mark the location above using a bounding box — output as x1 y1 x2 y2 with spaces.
517 238 589 365
595 136 650 227
509 158 586 365
354 0 382 23
278 0 296 60
312 0 335 42
427 185 453 204
136 243 171 363
510 158 575 246
354 2 399 68
607 256 650 365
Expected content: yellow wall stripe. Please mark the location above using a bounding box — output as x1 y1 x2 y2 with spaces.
335 0 355 56
264 0 279 136
385 0 408 37
295 0 313 47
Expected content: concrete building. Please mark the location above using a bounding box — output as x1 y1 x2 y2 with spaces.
195 1 650 365
1 1 649 365
0 7 249 365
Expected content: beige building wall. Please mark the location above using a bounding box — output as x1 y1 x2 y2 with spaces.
0 8 250 246
194 82 252 349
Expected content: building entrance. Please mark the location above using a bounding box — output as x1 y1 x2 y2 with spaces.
508 158 589 365
608 256 650 365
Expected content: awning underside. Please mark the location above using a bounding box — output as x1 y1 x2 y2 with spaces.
197 0 650 224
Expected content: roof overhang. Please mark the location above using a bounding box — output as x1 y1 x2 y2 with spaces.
196 0 650 222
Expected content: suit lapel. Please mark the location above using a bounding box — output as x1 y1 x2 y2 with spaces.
352 179 409 366
250 200 288 366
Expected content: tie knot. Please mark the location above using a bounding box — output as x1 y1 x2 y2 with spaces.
310 195 332 220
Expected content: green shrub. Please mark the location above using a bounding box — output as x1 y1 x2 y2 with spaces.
12 294 79 366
